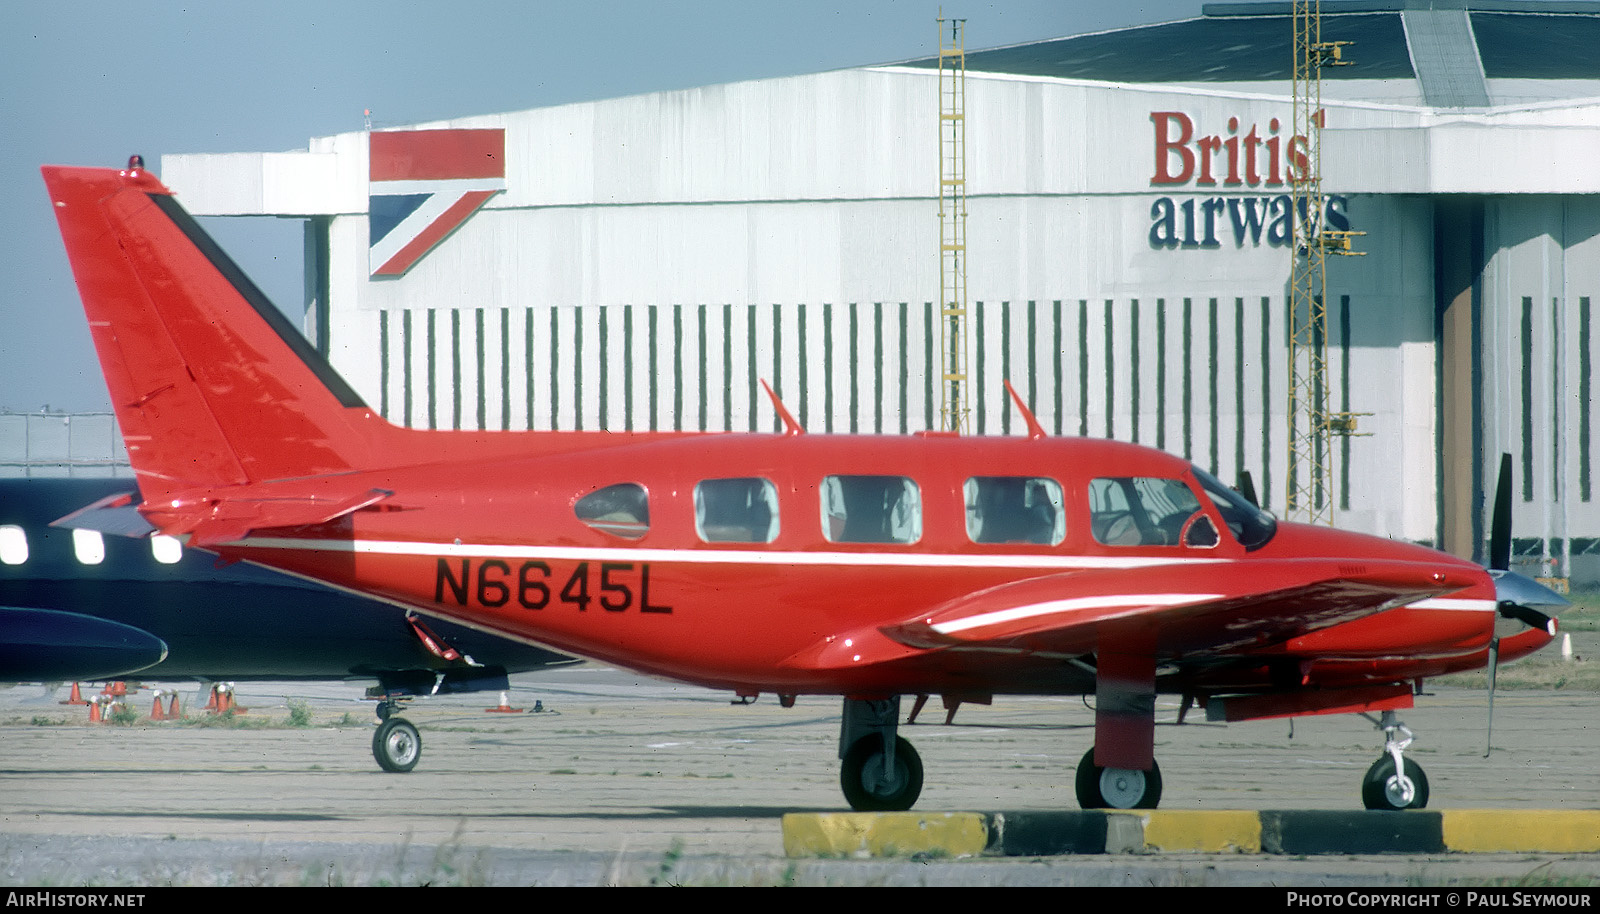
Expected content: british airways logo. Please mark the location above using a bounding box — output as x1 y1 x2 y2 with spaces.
368 128 506 277
1144 111 1351 251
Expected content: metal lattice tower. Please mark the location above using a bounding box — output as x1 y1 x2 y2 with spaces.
937 14 969 434
1287 0 1361 523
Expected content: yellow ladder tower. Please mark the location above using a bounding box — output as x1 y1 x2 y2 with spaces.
1288 0 1363 523
938 14 969 434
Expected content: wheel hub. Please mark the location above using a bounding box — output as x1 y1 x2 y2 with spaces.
1099 767 1146 808
862 752 904 796
1384 773 1416 807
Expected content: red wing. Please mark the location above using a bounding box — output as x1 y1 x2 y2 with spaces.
880 559 1460 660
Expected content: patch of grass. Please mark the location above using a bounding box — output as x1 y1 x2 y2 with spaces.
286 699 313 728
1437 657 1600 691
650 839 685 887
107 703 139 726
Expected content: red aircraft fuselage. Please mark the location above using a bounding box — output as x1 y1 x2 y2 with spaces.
42 161 1558 810
183 432 1508 699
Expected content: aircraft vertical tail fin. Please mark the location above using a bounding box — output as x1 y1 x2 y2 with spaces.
43 162 386 504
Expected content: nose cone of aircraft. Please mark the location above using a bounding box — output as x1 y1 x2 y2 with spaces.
1490 569 1567 635
0 607 169 682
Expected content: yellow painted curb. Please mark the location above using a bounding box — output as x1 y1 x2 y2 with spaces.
782 812 990 858
1442 810 1600 853
1111 809 1263 853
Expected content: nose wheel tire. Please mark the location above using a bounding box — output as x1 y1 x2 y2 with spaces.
840 735 923 811
1361 755 1429 810
373 717 422 773
1075 748 1163 809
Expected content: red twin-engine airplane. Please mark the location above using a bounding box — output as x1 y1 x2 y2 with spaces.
44 160 1565 812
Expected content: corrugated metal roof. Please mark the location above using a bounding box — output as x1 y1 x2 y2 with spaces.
896 2 1600 87
1474 10 1600 77
898 11 1413 82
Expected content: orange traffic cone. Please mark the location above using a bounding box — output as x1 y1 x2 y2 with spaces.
60 682 88 706
168 692 181 718
485 691 522 713
149 691 167 721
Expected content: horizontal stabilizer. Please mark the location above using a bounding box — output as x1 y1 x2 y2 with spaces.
50 491 156 538
175 487 395 548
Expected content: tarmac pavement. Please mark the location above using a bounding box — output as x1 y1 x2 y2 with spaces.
2 666 1599 886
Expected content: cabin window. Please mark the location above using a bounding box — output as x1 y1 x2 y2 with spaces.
151 534 183 565
1088 477 1218 548
965 476 1064 545
72 529 106 565
0 525 27 565
574 483 650 540
821 475 921 544
695 477 779 543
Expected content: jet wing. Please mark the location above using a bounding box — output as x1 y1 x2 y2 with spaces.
878 559 1461 661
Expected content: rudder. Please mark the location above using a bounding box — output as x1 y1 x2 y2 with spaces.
43 162 383 503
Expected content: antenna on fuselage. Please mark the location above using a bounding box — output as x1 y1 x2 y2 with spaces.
759 380 805 436
1002 381 1046 440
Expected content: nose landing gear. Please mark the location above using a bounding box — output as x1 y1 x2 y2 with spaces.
1360 710 1428 810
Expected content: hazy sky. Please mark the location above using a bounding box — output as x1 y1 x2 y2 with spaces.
2 1 1218 412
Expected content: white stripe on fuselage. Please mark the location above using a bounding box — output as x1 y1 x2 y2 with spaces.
231 537 1490 614
931 593 1225 634
235 536 1231 571
1404 598 1497 612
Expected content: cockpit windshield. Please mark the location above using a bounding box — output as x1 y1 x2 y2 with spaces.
1191 466 1277 550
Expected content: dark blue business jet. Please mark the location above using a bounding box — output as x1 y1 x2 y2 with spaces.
0 477 577 770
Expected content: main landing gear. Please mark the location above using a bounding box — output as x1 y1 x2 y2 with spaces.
838 697 923 811
1360 710 1429 810
1074 748 1163 809
371 696 422 773
828 697 1427 812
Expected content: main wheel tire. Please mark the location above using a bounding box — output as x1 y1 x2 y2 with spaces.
373 717 422 773
840 735 924 811
1074 747 1163 809
1361 755 1429 810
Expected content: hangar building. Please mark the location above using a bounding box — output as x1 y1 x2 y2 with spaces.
163 0 1600 585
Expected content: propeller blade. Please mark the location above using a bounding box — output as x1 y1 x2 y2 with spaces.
1489 453 1512 572
1484 635 1499 758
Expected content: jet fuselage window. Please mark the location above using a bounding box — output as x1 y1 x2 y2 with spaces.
1088 477 1218 548
965 476 1064 545
821 475 921 544
151 534 183 565
72 529 106 565
0 525 27 565
695 477 779 543
574 483 650 540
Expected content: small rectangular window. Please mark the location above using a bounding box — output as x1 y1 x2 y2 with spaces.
72 529 106 565
695 477 779 543
151 534 183 565
0 525 27 565
1088 477 1216 548
965 477 1064 545
821 475 921 544
575 483 650 539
